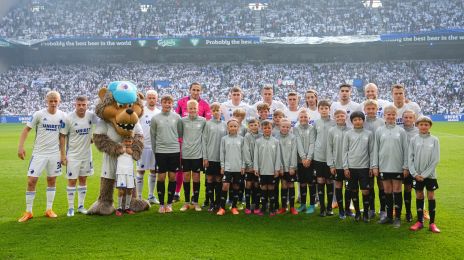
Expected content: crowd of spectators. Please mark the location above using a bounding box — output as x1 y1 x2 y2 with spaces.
0 0 462 39
1 60 462 116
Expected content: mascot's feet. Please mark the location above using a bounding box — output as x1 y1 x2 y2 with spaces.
130 198 150 212
87 178 116 215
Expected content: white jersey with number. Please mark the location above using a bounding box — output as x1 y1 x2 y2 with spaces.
27 109 67 156
252 100 288 120
360 99 391 118
139 106 161 147
60 111 98 161
330 101 361 128
220 100 252 122
395 102 422 126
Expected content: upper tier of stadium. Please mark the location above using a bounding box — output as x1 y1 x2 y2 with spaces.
0 0 463 40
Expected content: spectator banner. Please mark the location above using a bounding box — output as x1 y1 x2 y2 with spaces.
35 38 157 49
381 29 464 43
0 116 32 124
428 114 464 122
156 37 260 48
261 35 380 45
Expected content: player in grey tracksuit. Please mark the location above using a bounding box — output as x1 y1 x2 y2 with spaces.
313 104 336 216
218 119 245 215
202 106 227 211
243 119 262 213
408 116 441 233
373 105 409 227
276 118 298 213
401 109 419 221
254 120 281 215
179 113 206 207
150 96 182 209
343 111 374 222
363 100 387 219
293 109 316 213
327 109 351 218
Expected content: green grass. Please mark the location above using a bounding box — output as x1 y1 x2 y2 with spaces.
1 122 463 259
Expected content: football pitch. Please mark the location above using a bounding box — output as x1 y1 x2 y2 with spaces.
0 122 463 259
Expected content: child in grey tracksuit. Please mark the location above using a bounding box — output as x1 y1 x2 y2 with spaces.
408 116 441 233
343 111 374 222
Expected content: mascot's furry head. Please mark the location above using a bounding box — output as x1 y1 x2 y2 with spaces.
96 81 144 137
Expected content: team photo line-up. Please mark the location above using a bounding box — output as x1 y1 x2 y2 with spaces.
17 81 441 233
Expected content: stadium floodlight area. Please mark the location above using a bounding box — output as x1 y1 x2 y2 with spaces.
363 0 382 8
248 2 268 11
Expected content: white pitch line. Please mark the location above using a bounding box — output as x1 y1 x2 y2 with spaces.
434 131 464 138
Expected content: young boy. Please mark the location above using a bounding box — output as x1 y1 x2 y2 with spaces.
272 109 285 137
257 103 270 126
313 100 336 217
243 118 262 214
202 102 228 211
217 118 245 215
232 107 247 208
402 109 419 222
233 108 248 137
115 138 136 216
343 111 374 222
271 109 285 209
179 100 206 212
363 99 387 220
276 118 298 215
150 95 182 213
373 105 409 228
254 120 281 216
18 91 66 222
327 109 351 219
408 116 440 233
293 109 316 214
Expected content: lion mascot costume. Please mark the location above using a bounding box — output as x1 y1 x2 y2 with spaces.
87 81 150 215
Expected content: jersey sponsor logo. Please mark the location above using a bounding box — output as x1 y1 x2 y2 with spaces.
60 120 65 129
75 127 91 135
42 123 60 131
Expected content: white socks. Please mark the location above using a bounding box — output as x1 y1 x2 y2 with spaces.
125 194 132 209
46 187 56 210
26 191 36 212
148 173 157 198
67 186 76 209
77 186 87 208
136 174 144 199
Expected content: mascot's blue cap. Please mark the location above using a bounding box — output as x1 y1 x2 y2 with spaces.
108 81 137 104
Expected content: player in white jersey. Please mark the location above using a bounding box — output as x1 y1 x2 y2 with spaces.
360 83 391 118
136 90 161 204
59 96 98 217
330 84 361 128
391 84 422 126
303 89 320 125
18 91 66 222
284 92 300 127
252 84 287 120
220 86 252 122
